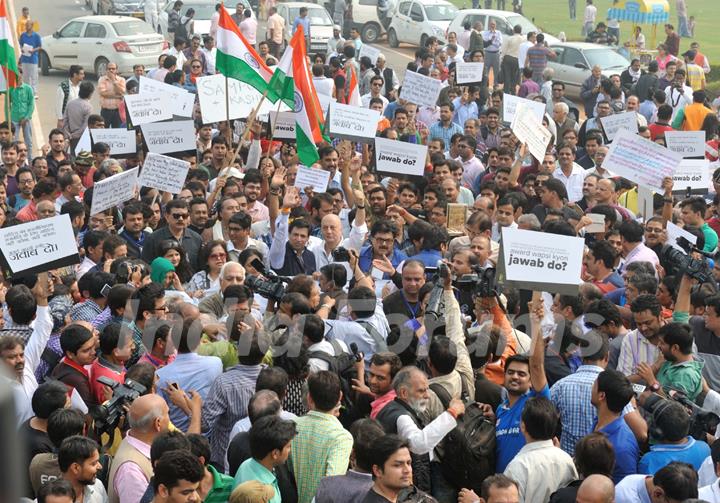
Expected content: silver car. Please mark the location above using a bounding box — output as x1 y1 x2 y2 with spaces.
40 16 167 76
547 42 630 100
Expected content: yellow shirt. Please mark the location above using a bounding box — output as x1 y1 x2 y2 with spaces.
617 188 638 215
16 16 39 38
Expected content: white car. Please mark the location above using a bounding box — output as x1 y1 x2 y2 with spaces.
159 0 255 39
446 9 559 46
40 16 168 76
277 2 334 55
387 0 457 48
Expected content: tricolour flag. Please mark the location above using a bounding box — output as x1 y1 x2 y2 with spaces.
346 66 361 107
0 0 19 89
215 5 272 94
267 25 324 166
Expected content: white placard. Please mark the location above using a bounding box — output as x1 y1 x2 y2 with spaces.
76 127 92 154
510 103 552 162
90 167 139 216
317 93 335 113
603 129 682 192
327 101 380 142
585 213 606 233
139 76 194 117
124 93 172 125
399 71 442 109
90 128 137 155
375 137 427 177
294 166 331 193
21 43 32 56
503 94 546 124
196 73 289 124
0 214 80 274
600 111 639 141
667 220 698 252
269 111 296 140
138 153 190 194
672 158 710 191
501 227 584 294
359 44 381 65
455 62 485 84
141 121 196 154
665 130 706 158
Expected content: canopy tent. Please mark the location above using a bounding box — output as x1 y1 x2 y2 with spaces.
607 0 669 25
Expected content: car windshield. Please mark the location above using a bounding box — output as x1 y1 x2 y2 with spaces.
113 20 156 36
505 15 537 34
584 48 629 70
176 3 218 19
289 8 333 25
425 4 457 21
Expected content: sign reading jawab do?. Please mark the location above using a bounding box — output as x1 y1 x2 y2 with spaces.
374 137 427 178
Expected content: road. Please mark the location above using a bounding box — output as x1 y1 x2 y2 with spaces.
16 0 416 155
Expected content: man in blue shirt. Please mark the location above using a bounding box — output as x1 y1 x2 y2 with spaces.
490 293 550 473
19 19 41 98
359 220 407 278
292 7 311 50
592 368 640 483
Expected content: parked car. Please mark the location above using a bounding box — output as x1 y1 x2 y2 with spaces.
547 42 630 99
94 0 145 17
159 0 255 39
341 0 385 44
446 9 559 45
387 0 457 47
39 16 168 76
277 2 334 55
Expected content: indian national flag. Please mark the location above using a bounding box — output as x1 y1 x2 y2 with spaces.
267 26 324 166
0 0 19 89
216 5 272 93
346 66 361 107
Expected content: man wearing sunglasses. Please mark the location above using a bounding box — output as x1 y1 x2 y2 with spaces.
141 199 202 273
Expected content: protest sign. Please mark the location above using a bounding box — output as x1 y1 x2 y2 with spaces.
90 128 136 155
455 62 485 84
503 94 546 124
510 103 553 162
399 71 442 109
76 127 91 154
667 221 697 252
124 93 172 125
326 101 380 142
0 214 80 275
196 73 288 124
138 153 190 194
602 129 682 192
599 111 639 141
269 111 296 140
499 227 584 295
375 137 427 177
90 167 138 216
359 44 381 65
294 166 331 193
141 121 196 155
665 130 706 158
139 76 194 117
672 159 710 192
585 214 606 233
447 204 468 234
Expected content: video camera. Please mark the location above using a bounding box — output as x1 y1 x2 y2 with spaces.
659 238 713 284
244 258 291 302
91 377 146 438
456 266 498 299
641 388 720 442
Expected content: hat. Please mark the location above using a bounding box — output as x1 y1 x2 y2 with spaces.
333 24 341 31
74 150 94 166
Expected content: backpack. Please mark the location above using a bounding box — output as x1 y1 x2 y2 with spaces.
308 339 359 424
429 382 496 494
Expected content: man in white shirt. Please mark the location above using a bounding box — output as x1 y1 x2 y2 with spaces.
582 0 598 36
361 75 389 110
165 38 187 71
616 462 699 502
201 35 217 74
55 65 84 129
518 32 535 70
326 25 345 57
553 143 587 203
239 9 257 45
664 68 693 121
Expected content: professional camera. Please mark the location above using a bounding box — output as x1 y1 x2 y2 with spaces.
642 389 720 442
424 262 451 322
92 377 146 438
456 266 498 299
659 242 712 284
331 246 351 262
245 275 287 302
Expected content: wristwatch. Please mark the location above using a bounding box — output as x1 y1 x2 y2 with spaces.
650 381 661 392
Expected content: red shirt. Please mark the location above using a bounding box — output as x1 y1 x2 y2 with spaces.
89 358 126 405
648 123 674 141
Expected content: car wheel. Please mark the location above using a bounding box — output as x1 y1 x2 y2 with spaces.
388 28 399 48
420 34 428 48
94 57 109 77
361 22 380 44
39 51 50 76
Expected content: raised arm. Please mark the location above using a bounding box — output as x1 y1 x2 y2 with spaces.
529 291 548 392
508 143 528 188
269 187 300 270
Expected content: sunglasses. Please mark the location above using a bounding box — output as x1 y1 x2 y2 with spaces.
209 253 227 260
171 213 188 220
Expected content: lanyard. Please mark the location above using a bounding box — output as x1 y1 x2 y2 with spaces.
400 291 420 320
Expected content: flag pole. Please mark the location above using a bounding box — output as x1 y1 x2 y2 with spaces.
225 75 231 144
264 98 284 162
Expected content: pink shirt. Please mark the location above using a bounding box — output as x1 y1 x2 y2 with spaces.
113 434 151 503
246 200 269 223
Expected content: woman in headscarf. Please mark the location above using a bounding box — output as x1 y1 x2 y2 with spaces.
150 257 196 305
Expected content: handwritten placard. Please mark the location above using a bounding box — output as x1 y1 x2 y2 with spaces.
602 130 682 192
139 76 194 117
141 121 196 154
327 101 380 142
294 166 331 193
0 214 80 275
124 93 172 125
672 159 710 191
503 94 546 124
399 71 442 109
138 153 190 194
665 130 706 158
269 111 296 140
600 111 639 141
447 204 468 233
90 168 138 216
585 213 606 233
455 62 485 84
196 73 289 124
359 44 381 65
90 128 137 155
510 103 553 162
375 137 427 177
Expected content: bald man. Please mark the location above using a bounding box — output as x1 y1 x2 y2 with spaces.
576 474 615 503
108 394 170 503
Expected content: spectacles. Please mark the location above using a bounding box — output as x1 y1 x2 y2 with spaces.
372 82 382 87
552 88 563 92
209 253 227 260
153 305 168 312
373 237 394 244
645 228 663 234
191 65 201 69
18 179 33 185
171 213 188 220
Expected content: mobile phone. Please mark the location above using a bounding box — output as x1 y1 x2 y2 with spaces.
632 383 646 396
371 267 384 280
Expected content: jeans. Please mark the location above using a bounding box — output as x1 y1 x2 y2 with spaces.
678 16 690 37
569 0 576 19
608 27 620 42
501 55 519 94
100 108 122 129
21 62 38 96
484 51 500 83
12 120 32 156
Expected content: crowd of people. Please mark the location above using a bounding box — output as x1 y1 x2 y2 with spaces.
5 1 720 503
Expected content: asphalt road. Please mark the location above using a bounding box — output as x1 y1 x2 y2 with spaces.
16 0 416 155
